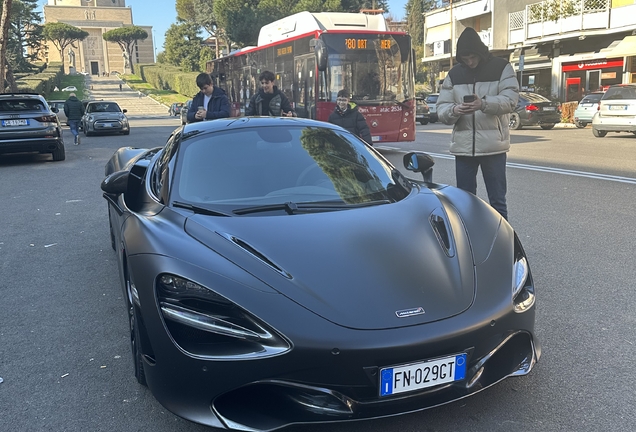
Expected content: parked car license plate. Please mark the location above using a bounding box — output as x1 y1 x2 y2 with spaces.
2 119 29 127
542 107 555 111
610 105 627 110
379 353 467 396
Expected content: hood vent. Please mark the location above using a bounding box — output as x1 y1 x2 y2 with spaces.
430 209 455 257
217 232 293 279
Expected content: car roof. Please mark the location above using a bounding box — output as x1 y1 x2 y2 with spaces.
86 100 119 105
0 93 45 100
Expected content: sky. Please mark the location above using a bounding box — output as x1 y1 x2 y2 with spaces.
38 0 409 55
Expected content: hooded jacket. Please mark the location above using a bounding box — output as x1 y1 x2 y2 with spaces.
245 86 295 117
186 86 230 123
436 27 519 156
63 95 84 121
328 103 373 145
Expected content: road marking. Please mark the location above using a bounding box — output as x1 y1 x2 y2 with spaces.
422 152 636 185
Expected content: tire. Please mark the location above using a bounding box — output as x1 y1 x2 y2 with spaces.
125 265 147 386
592 128 607 138
122 129 130 135
509 113 522 130
83 124 88 136
575 121 586 129
419 120 429 125
51 144 65 161
540 124 555 130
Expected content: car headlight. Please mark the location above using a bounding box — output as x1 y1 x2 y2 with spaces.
512 234 535 313
88 115 94 122
156 274 290 359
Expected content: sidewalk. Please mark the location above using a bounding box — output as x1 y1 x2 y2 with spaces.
83 75 171 118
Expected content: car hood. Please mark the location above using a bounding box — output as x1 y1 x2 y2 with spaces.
184 190 476 330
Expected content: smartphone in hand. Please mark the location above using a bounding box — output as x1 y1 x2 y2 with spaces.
463 95 476 103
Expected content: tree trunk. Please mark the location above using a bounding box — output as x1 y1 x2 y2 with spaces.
0 0 14 92
6 66 17 92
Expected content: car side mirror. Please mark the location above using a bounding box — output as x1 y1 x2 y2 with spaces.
313 39 328 72
122 109 127 113
101 170 129 195
51 107 59 113
403 152 435 182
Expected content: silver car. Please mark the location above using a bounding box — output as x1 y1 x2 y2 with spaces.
47 100 68 125
82 100 130 136
573 92 603 128
0 93 65 161
592 84 636 138
425 93 439 122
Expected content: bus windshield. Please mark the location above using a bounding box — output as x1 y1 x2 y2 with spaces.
321 33 414 105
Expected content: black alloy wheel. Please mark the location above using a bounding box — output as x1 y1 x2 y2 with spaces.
509 113 522 130
125 265 147 386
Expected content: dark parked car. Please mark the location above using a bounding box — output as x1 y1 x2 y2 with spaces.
415 97 430 125
425 93 439 122
101 117 540 431
0 93 65 161
180 99 192 125
82 100 129 136
169 102 184 116
510 92 561 130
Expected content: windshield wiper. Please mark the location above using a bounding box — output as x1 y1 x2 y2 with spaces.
234 200 391 215
172 201 231 217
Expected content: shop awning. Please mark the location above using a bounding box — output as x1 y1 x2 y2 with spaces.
425 24 450 44
610 36 636 57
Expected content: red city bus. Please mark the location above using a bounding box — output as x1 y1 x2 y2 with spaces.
207 12 416 143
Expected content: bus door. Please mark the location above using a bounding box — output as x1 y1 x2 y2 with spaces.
294 55 316 118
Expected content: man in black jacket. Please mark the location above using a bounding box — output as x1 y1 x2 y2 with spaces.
63 93 84 145
245 71 295 117
328 90 372 145
186 73 230 123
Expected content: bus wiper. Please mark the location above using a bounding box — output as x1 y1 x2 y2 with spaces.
172 201 231 217
234 200 392 215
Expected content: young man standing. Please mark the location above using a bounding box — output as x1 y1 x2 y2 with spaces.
436 27 519 220
328 89 372 145
63 92 84 145
187 73 231 123
245 71 296 117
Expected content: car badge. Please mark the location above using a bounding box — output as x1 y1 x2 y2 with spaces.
395 307 425 318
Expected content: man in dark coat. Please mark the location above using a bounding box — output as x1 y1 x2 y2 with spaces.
245 71 296 117
186 73 230 123
63 92 84 145
328 89 373 145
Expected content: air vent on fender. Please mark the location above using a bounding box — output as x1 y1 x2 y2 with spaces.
429 209 455 257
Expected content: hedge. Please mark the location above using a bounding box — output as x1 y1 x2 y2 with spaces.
137 64 200 98
14 63 64 94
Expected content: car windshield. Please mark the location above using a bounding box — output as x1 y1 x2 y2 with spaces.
171 125 410 211
87 103 121 113
603 86 636 100
0 100 46 112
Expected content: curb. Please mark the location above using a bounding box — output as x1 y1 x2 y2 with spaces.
554 122 576 128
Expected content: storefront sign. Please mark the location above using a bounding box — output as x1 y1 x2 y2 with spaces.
562 58 623 72
601 72 617 79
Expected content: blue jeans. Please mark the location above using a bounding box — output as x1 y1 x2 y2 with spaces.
455 153 508 220
68 120 80 138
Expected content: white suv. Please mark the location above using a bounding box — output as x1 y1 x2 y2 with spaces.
592 84 636 138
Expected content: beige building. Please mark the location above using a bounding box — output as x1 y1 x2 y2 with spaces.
43 0 154 75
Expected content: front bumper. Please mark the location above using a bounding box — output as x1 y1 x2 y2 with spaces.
86 119 129 133
127 254 541 431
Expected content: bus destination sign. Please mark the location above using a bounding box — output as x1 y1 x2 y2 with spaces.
276 46 292 56
344 39 392 50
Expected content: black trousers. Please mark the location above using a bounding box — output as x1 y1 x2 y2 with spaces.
455 153 508 220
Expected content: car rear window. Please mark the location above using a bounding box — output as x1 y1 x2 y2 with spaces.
580 94 603 104
520 93 551 103
602 86 636 100
0 99 46 112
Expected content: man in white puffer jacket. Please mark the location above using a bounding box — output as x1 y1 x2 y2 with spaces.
437 27 519 220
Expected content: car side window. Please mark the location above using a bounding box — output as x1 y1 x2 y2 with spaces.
152 134 177 202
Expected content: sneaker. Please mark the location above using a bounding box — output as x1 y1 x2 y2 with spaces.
74 136 78 145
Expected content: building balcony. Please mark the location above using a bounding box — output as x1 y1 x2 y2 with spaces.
508 0 636 46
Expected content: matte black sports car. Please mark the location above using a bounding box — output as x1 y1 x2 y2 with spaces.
101 117 540 431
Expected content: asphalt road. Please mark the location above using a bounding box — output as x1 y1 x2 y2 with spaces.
1 119 635 432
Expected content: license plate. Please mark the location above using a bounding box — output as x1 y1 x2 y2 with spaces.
610 105 627 110
580 103 592 107
542 107 556 111
379 353 467 396
372 136 381 142
2 119 29 126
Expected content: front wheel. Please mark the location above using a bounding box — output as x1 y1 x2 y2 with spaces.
509 113 522 130
540 124 555 130
592 128 607 138
125 266 147 386
575 121 586 128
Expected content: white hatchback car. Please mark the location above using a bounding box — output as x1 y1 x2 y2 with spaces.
592 84 636 137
